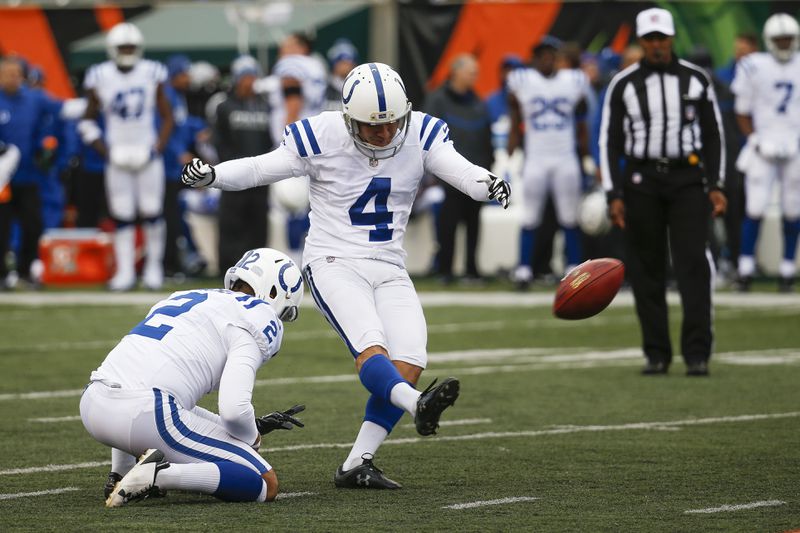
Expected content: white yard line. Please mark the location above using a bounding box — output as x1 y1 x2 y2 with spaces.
28 415 82 423
3 346 799 402
0 487 80 501
275 491 315 500
442 496 540 510
261 411 800 452
402 418 492 429
3 412 798 476
0 461 108 476
684 500 786 514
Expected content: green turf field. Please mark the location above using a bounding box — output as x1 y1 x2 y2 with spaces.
0 289 798 532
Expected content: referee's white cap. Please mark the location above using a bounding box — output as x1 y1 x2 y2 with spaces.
636 8 675 37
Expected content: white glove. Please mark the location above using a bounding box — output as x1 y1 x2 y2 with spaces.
479 172 511 209
181 157 216 188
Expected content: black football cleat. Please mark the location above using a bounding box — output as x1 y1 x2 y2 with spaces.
104 472 123 499
734 275 752 293
778 277 795 293
105 449 170 508
105 470 167 500
415 377 460 436
334 454 402 489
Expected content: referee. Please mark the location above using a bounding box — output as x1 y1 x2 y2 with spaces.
599 8 727 376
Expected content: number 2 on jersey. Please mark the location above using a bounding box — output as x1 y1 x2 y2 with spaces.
349 177 393 242
130 291 208 341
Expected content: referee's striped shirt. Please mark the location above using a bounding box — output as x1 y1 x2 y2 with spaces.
599 57 726 200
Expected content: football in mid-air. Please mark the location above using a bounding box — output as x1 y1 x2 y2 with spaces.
553 258 625 320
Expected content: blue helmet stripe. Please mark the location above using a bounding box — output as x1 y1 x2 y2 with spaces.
288 122 308 157
368 63 387 112
301 119 321 155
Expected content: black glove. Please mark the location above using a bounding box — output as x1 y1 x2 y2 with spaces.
255 404 306 435
181 157 216 187
480 172 511 209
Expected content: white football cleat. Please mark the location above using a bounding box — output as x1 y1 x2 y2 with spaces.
105 449 170 508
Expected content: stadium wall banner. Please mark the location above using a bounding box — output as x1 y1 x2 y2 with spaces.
398 0 800 106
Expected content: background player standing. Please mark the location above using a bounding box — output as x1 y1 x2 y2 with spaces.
507 37 594 289
732 13 800 292
79 23 173 291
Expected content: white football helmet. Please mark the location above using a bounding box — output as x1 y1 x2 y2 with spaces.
106 23 144 69
763 13 800 63
578 189 612 237
224 248 304 322
341 62 412 160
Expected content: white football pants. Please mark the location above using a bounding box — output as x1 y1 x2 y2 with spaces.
303 257 428 368
80 381 271 475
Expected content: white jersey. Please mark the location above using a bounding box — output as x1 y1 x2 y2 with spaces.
90 289 283 411
273 54 329 118
213 110 492 267
507 67 592 158
732 52 800 145
84 59 167 148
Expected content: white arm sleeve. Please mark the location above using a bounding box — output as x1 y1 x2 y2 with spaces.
212 144 306 191
217 325 263 445
424 142 491 202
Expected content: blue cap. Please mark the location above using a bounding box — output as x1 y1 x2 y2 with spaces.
533 35 563 55
327 38 359 66
231 55 262 83
501 54 524 69
166 54 192 79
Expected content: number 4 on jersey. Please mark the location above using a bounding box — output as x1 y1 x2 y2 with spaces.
349 177 393 242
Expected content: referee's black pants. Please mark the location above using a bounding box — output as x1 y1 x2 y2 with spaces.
623 166 713 366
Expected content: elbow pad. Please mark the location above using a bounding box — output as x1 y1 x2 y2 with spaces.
77 119 102 145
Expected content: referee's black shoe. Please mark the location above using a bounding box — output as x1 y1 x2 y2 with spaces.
686 361 710 377
641 361 669 375
415 377 460 436
334 454 402 489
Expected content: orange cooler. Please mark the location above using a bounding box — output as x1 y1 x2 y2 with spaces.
39 229 114 285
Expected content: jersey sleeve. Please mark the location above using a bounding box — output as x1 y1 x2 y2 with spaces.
83 64 100 90
282 116 324 160
229 294 284 361
417 112 451 153
731 56 755 115
217 325 261 445
153 61 168 84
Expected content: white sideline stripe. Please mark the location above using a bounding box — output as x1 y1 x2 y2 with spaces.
4 346 800 402
0 487 80 501
3 412 798 476
29 415 82 423
275 491 315 500
2 290 800 308
442 496 540 510
684 500 786 514
261 411 800 453
0 461 107 476
402 418 492 429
